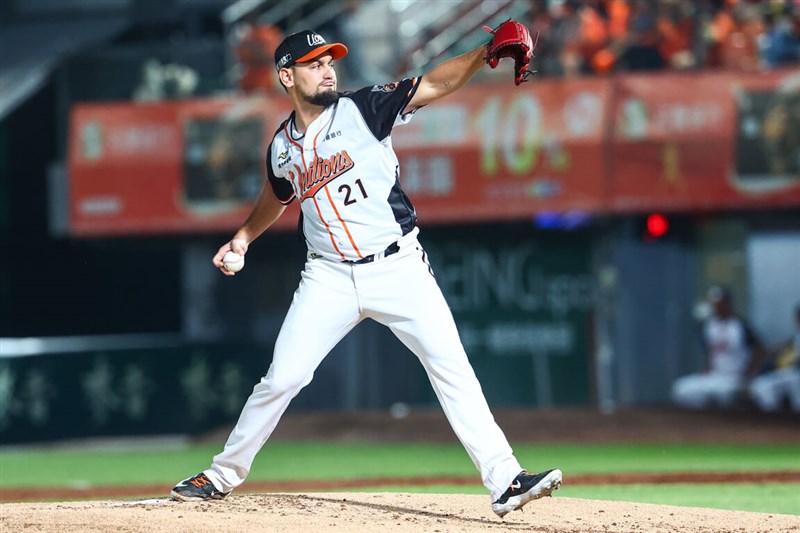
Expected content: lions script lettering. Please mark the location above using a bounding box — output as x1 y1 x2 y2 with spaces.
289 150 355 199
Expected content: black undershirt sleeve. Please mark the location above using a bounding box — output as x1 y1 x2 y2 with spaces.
344 77 423 141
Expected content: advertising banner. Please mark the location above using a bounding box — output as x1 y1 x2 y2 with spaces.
0 343 265 444
610 69 800 212
423 224 594 407
67 69 800 236
67 79 611 236
392 77 611 223
68 97 298 236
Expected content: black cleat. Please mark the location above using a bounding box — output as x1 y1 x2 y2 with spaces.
170 472 231 502
491 468 562 518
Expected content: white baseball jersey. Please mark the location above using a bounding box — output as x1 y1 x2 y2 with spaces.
267 77 422 262
704 316 759 375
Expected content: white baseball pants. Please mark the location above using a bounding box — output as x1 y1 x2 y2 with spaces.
670 372 744 409
204 235 522 500
749 368 800 412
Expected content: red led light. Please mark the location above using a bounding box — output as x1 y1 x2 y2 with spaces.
646 213 669 238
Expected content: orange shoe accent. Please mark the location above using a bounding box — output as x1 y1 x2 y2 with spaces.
189 475 211 488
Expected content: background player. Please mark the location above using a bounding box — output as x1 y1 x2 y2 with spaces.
749 303 800 412
671 286 768 409
170 23 561 518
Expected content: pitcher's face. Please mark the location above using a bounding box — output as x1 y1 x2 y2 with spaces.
286 53 339 106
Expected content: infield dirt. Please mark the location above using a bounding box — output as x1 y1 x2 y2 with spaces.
3 408 798 532
2 492 799 532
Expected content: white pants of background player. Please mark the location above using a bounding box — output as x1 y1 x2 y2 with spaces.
204 232 523 501
749 368 800 413
670 372 743 409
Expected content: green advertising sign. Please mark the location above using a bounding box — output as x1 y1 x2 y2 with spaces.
421 224 594 407
0 342 266 445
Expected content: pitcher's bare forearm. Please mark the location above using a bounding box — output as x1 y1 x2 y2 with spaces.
408 45 486 110
235 187 287 244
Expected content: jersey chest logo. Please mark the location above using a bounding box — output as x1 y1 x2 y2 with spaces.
289 149 355 199
277 150 292 169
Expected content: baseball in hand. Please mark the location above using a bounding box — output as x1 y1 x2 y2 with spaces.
223 251 245 273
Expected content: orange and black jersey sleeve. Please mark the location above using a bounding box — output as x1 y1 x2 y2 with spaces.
342 77 422 141
266 139 295 205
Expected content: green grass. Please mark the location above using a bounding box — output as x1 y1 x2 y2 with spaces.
2 441 799 514
349 484 800 516
2 442 798 488
512 443 800 474
560 484 800 515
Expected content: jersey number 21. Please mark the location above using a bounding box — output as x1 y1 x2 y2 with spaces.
338 179 368 206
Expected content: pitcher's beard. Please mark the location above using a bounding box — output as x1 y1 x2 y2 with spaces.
305 89 339 107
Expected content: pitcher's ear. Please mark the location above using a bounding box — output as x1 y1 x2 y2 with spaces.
279 67 294 88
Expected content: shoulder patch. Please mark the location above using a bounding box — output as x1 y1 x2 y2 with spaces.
372 81 400 93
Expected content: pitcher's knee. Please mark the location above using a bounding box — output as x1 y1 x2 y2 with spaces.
259 370 309 397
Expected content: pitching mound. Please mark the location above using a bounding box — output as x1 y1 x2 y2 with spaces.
2 493 798 532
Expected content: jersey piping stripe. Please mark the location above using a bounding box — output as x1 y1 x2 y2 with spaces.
283 122 305 159
312 195 346 260
285 119 346 259
323 184 363 259
312 113 334 152
280 123 305 206
407 77 418 97
278 194 296 206
313 110 363 260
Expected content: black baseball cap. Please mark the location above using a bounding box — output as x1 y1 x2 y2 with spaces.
274 30 348 71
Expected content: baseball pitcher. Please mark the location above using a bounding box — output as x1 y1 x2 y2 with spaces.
171 21 562 518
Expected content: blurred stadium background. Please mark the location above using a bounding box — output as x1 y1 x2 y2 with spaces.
0 0 798 472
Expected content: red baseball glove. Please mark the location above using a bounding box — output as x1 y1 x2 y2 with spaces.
484 20 538 85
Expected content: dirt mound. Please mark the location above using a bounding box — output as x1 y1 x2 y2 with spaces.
2 493 798 532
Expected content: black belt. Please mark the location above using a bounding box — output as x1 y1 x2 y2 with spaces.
344 241 400 264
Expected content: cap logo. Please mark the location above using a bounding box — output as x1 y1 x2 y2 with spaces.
277 53 293 69
307 34 326 46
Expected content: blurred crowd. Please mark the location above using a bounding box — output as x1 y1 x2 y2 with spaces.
528 0 800 77
227 0 800 95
